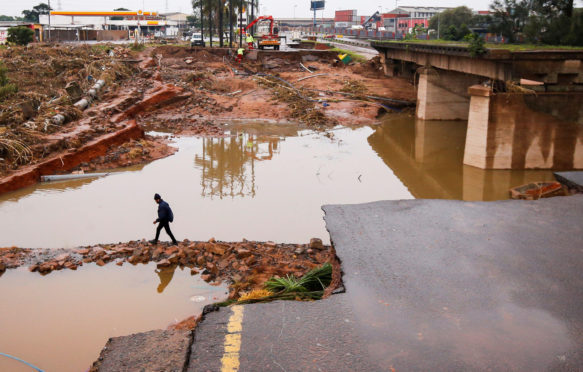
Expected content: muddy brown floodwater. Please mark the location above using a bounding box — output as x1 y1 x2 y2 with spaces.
0 263 226 372
0 118 558 371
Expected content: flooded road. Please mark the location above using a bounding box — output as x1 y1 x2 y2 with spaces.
0 263 226 372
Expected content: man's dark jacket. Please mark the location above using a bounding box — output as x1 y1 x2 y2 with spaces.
156 200 174 223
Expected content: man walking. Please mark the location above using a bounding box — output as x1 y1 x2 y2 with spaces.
151 193 178 245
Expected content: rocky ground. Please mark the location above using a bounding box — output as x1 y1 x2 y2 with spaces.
0 237 334 301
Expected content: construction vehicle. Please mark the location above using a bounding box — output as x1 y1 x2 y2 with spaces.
362 11 382 30
245 15 281 50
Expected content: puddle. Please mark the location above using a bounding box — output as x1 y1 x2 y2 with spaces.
0 262 226 372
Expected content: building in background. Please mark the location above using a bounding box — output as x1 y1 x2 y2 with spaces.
160 12 189 29
38 11 180 41
383 7 449 33
0 22 43 43
334 9 358 28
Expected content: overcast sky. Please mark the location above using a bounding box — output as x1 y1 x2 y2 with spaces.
3 0 583 18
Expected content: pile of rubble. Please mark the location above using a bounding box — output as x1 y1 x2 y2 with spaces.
1 238 332 299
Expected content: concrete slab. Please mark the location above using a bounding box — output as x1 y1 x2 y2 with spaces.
188 298 377 372
91 329 191 372
186 196 582 371
555 171 583 192
323 196 583 371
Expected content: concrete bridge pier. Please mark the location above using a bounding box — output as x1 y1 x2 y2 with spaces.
464 85 583 169
416 68 483 121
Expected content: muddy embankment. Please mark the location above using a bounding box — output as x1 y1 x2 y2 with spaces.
1 44 416 195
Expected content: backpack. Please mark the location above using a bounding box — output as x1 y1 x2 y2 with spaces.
168 207 174 223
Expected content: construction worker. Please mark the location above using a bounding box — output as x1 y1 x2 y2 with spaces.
236 47 245 63
246 33 254 49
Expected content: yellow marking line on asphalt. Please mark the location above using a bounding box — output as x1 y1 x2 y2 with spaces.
221 305 244 372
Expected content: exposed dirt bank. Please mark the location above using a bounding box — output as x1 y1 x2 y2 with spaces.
1 44 415 194
0 238 333 300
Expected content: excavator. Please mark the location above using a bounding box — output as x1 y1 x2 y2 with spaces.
245 15 281 50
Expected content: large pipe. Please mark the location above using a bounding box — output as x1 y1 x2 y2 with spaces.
41 173 110 182
52 79 106 125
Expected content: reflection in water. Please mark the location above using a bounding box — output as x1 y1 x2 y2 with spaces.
0 263 226 372
155 266 176 293
194 133 282 199
369 116 557 200
0 163 147 203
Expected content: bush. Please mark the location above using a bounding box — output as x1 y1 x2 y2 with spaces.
7 26 34 46
129 43 145 52
0 62 17 101
464 33 487 57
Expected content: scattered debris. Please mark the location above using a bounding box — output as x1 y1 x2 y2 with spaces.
0 238 335 300
509 181 567 200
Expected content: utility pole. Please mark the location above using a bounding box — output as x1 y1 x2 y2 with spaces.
229 0 233 47
209 0 213 47
48 0 51 42
200 0 204 41
239 0 243 46
219 0 224 47
250 0 254 36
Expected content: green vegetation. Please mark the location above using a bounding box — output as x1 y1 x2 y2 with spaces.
221 263 334 306
405 24 428 40
490 0 583 45
7 27 34 46
264 263 332 294
129 43 146 52
21 3 51 23
330 47 366 63
0 62 18 101
373 39 583 52
0 15 24 21
428 6 488 41
465 33 487 57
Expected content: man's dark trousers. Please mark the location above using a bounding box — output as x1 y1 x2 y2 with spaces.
155 219 177 244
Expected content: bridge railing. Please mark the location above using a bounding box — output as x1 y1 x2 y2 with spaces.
298 26 506 44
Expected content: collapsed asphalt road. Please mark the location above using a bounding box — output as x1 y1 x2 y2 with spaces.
94 195 583 371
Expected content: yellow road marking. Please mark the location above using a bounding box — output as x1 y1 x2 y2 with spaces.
221 305 244 372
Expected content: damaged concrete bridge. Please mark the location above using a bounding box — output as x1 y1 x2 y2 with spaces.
372 41 583 170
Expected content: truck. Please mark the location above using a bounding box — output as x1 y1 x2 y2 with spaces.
245 15 281 50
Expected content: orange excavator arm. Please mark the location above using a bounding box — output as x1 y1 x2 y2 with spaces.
245 15 274 35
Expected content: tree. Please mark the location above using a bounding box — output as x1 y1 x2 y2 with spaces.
7 26 34 45
22 3 52 23
191 0 255 44
429 6 480 40
489 0 530 43
111 8 130 21
186 15 199 27
0 15 23 21
442 25 458 40
491 0 582 45
523 0 577 44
